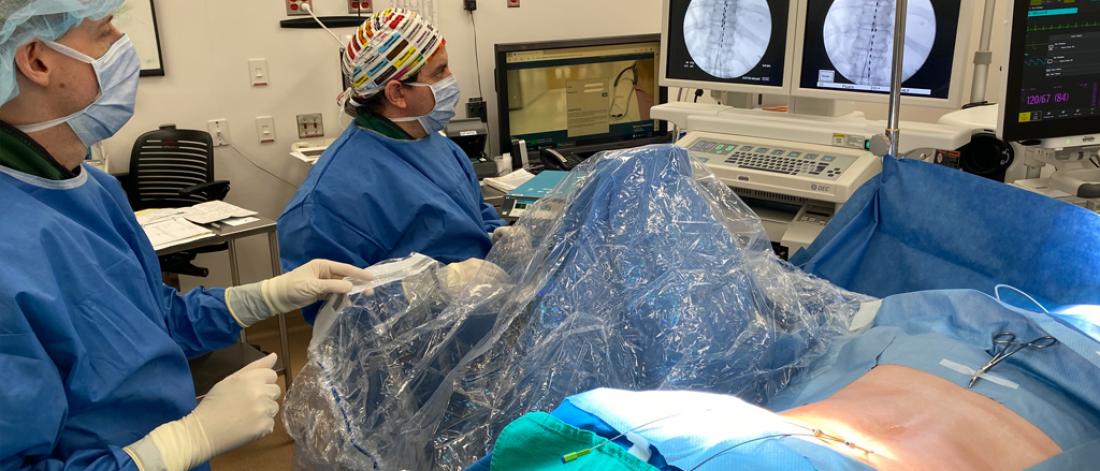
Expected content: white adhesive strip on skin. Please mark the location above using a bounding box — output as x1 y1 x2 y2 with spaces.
939 359 1019 390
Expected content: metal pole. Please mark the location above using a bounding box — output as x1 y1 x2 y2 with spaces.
886 0 909 157
267 230 293 388
227 239 247 343
970 0 997 104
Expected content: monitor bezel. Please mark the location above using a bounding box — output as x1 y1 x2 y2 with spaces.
998 0 1100 143
789 0 976 109
658 0 798 94
494 34 670 155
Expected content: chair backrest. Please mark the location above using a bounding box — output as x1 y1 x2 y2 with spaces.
129 125 215 210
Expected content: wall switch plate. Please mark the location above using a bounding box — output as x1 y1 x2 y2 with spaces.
286 0 312 16
255 116 276 144
207 119 229 147
248 59 269 87
348 0 372 14
297 113 325 139
507 0 520 7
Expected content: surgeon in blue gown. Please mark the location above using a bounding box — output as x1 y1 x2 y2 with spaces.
278 9 505 323
0 3 370 469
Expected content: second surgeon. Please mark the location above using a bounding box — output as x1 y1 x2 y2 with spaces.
278 9 506 322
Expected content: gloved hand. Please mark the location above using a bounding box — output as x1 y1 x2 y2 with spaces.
124 354 281 471
226 259 372 327
491 225 532 248
437 258 511 299
490 225 519 244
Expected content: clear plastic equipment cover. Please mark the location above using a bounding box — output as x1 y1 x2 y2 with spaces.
284 145 872 469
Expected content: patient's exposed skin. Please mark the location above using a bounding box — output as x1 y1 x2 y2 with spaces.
782 365 1061 470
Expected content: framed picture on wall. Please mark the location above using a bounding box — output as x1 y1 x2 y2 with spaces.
115 0 165 76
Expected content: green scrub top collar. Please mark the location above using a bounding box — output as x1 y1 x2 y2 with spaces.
0 120 77 180
354 108 413 141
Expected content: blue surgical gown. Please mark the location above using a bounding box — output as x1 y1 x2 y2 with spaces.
278 125 503 323
0 165 241 470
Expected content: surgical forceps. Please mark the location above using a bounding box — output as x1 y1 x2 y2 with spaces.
968 332 1057 388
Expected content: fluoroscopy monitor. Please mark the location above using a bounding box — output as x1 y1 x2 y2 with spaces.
661 0 796 93
792 0 972 108
999 0 1100 143
495 34 669 155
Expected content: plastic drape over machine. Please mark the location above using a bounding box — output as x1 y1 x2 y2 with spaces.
284 145 872 470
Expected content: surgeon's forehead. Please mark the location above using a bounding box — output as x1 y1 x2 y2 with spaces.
89 14 116 30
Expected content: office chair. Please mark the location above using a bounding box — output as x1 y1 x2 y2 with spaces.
129 125 231 278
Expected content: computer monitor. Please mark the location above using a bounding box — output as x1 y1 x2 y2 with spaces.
999 0 1100 144
494 35 669 158
792 0 973 108
660 0 796 93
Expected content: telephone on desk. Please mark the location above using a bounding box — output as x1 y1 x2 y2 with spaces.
541 148 585 171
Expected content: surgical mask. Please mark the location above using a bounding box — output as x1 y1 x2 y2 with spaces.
17 35 140 147
393 75 459 135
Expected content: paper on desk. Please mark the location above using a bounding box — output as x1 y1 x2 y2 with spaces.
182 201 258 225
221 216 261 227
135 208 183 226
484 169 536 193
143 217 216 251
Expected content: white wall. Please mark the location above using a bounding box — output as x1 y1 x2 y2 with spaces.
101 0 663 288
103 0 1006 288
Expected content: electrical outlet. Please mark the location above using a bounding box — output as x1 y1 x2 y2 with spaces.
464 0 477 11
207 119 230 147
286 0 312 16
248 59 269 87
297 113 325 139
255 116 276 144
348 0 372 14
507 0 520 7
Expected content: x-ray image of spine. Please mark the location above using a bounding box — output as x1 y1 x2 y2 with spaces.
823 0 936 86
683 0 772 79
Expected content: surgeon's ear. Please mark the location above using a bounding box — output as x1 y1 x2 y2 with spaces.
12 42 52 88
383 80 409 110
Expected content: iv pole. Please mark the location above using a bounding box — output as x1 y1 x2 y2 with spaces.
886 0 909 157
969 0 998 105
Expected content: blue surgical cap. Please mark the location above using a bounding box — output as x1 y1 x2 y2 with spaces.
0 0 123 106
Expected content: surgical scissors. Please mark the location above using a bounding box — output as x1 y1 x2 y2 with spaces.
968 332 1057 388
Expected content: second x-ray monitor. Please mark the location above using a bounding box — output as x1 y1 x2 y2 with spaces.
792 0 975 109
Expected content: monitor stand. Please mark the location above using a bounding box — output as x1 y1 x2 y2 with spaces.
711 91 756 109
789 97 855 118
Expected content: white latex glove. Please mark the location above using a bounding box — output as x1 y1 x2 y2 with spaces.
227 259 372 327
491 225 532 248
124 354 281 471
437 258 511 299
490 225 518 244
